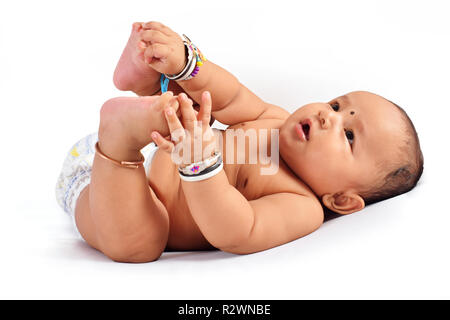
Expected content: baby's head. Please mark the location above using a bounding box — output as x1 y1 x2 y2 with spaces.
279 91 424 214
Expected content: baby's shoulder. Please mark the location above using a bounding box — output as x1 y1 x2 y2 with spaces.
226 117 285 131
258 103 291 121
238 155 319 204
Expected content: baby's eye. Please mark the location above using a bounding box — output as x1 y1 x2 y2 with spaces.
330 102 340 112
345 129 354 145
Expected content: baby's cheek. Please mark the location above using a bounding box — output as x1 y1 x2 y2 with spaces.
303 149 341 178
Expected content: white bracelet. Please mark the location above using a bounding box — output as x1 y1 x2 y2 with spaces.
178 151 221 176
179 161 223 182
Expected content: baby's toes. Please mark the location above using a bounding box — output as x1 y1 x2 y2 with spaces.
132 22 143 32
137 40 148 58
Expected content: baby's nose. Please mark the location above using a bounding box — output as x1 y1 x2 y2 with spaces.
319 109 341 130
319 110 331 129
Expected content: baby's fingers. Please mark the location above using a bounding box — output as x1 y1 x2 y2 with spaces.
141 29 169 44
151 131 174 153
197 91 212 126
141 21 173 37
164 99 186 144
144 44 170 64
178 93 197 130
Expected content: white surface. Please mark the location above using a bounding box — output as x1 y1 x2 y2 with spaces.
0 0 449 299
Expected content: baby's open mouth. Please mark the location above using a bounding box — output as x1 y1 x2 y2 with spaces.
300 118 312 141
295 119 311 141
302 123 310 140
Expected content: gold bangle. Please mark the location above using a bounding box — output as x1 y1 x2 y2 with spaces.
95 142 145 169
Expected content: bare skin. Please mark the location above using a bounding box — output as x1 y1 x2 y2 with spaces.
113 22 185 97
75 21 404 262
77 98 320 259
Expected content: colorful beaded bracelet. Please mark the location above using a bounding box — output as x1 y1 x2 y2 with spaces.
182 34 207 80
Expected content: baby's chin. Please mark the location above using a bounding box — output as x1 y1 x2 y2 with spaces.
279 139 307 175
279 138 329 191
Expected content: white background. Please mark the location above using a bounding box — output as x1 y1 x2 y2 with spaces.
0 0 449 299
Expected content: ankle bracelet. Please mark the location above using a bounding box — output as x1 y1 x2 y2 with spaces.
95 142 145 169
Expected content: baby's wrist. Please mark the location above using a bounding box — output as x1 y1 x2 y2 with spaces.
172 40 189 76
161 35 207 92
178 151 223 182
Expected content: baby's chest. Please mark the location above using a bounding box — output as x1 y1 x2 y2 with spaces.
233 160 314 201
220 121 313 198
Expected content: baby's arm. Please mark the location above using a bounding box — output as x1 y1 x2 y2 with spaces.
140 22 289 125
187 184 324 254
178 60 289 125
157 93 323 254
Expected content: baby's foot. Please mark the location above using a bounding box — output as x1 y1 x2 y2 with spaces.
113 23 161 96
99 93 179 156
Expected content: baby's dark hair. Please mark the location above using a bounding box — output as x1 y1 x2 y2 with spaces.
360 102 424 205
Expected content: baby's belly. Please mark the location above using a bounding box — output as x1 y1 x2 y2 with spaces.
147 149 216 251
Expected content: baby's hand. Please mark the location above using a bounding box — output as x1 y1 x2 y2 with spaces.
151 92 216 167
138 21 186 76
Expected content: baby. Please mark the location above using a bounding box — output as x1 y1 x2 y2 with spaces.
56 21 424 263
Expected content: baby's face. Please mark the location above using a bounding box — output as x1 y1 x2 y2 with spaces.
279 91 404 198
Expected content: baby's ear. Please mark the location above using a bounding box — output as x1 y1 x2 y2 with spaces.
321 191 365 215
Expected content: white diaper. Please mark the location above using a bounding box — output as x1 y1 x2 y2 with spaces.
55 132 159 218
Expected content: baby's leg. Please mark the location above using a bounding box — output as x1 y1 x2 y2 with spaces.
56 97 172 263
113 22 184 97
112 23 207 122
